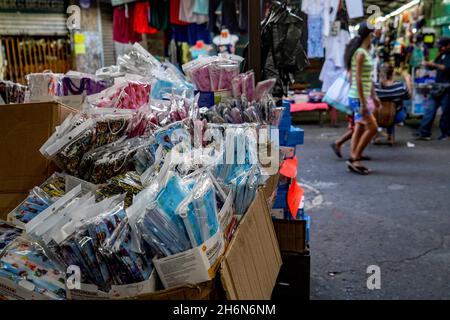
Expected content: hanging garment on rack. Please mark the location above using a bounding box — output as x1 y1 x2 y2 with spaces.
345 0 364 19
256 3 309 97
238 0 249 33
133 1 158 34
323 29 350 68
179 0 208 24
319 59 345 92
194 0 209 16
168 39 178 65
148 0 169 30
208 0 240 34
307 15 324 58
170 0 189 25
187 23 212 45
301 0 325 16
113 4 142 44
322 0 340 38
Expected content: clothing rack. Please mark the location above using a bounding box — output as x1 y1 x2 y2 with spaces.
248 0 262 82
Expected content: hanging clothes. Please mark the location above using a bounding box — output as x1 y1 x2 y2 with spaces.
187 23 212 45
179 0 208 24
193 0 209 16
170 0 189 25
208 0 240 34
148 0 169 30
323 29 350 68
307 15 324 58
113 4 142 44
133 1 158 34
255 3 309 97
238 0 249 33
322 0 340 38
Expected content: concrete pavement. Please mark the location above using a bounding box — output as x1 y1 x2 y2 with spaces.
296 123 450 299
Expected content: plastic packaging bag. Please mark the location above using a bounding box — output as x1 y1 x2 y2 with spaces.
0 221 22 254
96 171 144 208
0 236 66 300
44 119 96 176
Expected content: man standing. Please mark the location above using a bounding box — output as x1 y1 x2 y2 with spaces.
416 37 450 141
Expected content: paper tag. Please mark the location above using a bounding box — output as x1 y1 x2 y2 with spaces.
287 180 304 220
280 156 298 179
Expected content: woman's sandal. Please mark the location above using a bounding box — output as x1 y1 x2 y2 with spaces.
331 143 343 158
347 158 370 175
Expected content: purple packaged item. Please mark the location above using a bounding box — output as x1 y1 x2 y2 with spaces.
242 71 255 101
62 77 108 96
209 64 221 92
254 78 276 101
231 75 243 98
218 64 240 91
191 65 211 92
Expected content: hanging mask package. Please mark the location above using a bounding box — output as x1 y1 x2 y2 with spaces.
79 137 149 184
176 174 220 247
96 171 144 208
88 108 133 148
51 197 128 290
43 119 96 177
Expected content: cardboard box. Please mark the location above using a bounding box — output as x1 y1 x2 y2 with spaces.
0 102 76 217
220 189 282 300
67 272 157 300
263 173 280 207
272 219 307 254
0 193 27 221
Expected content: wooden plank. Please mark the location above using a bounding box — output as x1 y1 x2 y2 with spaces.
42 37 49 71
10 37 18 83
16 37 24 84
51 39 57 72
37 39 44 75
27 38 34 74
4 38 14 82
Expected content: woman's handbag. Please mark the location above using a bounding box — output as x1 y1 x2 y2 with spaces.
322 73 352 115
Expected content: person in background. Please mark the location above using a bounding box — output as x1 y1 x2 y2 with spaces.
344 22 380 175
416 36 450 141
374 64 411 145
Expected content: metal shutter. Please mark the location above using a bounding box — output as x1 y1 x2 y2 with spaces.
0 12 68 36
100 2 116 66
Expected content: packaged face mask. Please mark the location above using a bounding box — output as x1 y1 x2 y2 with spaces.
96 171 144 208
11 187 54 224
101 220 154 285
0 236 66 300
45 119 96 177
177 175 220 247
0 221 22 254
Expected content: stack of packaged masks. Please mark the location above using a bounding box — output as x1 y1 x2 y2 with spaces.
1 45 281 299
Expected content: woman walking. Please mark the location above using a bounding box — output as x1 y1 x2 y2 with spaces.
345 22 380 175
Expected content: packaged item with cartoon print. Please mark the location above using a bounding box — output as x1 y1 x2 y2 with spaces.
44 118 96 177
0 236 66 300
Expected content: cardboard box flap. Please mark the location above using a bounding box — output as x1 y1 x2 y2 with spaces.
220 189 282 300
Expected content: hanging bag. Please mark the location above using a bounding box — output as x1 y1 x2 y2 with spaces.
322 72 352 115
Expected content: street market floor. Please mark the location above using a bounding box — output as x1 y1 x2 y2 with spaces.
296 122 450 300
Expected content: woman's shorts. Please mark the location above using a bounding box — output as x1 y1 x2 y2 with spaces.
349 97 373 123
